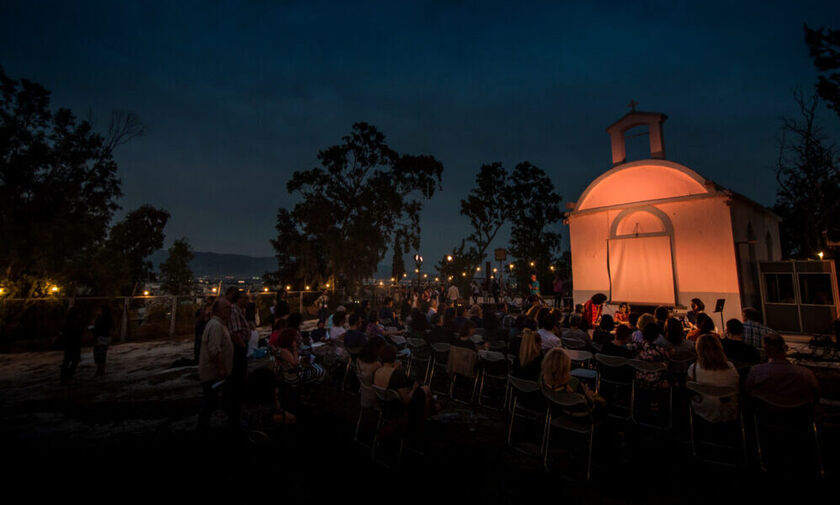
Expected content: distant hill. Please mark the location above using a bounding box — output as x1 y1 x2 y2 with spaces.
150 250 276 278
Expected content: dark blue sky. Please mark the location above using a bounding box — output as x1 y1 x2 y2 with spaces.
2 1 839 264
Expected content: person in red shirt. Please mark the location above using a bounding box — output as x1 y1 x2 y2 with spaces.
582 293 607 329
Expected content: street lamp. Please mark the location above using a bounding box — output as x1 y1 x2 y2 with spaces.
529 261 535 267
285 285 292 291
143 290 150 296
476 266 481 272
818 251 824 260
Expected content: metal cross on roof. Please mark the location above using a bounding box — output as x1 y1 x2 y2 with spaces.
628 99 638 112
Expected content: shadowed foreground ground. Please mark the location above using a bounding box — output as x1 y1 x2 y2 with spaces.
0 339 836 504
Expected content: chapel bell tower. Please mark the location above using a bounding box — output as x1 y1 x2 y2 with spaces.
606 106 668 166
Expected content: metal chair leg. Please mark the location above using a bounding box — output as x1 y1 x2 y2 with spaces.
507 398 517 446
689 407 697 457
586 425 595 481
542 414 552 471
813 422 826 479
754 413 767 472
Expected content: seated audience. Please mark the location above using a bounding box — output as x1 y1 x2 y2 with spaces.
663 317 695 359
746 334 819 404
600 324 637 358
469 304 484 328
538 311 561 350
742 307 777 351
276 328 325 386
482 310 504 341
451 320 480 350
592 314 615 347
327 310 347 342
357 337 385 384
614 302 630 325
427 312 453 344
268 318 287 347
243 366 296 431
373 344 434 428
627 311 640 331
379 297 397 326
541 348 596 406
562 303 585 327
722 318 760 366
687 312 716 342
632 313 656 343
407 307 431 335
654 305 671 333
561 314 590 349
635 323 670 390
688 334 740 422
344 313 368 350
511 328 543 381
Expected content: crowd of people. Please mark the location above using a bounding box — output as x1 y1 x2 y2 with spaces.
180 284 824 478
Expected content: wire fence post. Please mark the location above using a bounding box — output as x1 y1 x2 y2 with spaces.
120 296 129 342
169 296 177 336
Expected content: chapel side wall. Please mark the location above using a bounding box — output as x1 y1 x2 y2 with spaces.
728 199 782 314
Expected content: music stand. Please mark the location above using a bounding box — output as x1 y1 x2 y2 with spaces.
713 298 725 332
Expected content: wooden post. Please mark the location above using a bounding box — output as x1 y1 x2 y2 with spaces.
169 296 177 336
120 297 129 342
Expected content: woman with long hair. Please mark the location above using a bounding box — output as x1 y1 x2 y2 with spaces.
688 334 739 422
511 328 543 381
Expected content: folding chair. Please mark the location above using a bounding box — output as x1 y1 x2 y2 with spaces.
477 350 509 409
751 394 825 479
355 374 380 448
685 381 746 467
594 353 632 421
506 375 547 452
405 337 431 383
447 345 479 403
541 388 596 480
426 343 451 395
371 385 405 467
629 359 672 430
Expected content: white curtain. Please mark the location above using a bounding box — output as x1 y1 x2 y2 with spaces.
608 235 675 304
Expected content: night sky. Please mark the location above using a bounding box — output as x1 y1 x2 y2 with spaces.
2 1 839 267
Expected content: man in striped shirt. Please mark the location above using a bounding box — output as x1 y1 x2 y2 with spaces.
742 307 777 351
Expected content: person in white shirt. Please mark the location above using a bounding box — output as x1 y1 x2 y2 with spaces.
197 298 235 433
447 283 460 305
427 298 439 320
688 334 740 423
537 311 561 350
327 310 347 343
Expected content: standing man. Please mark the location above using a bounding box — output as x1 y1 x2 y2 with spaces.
552 275 563 308
226 288 249 431
528 274 541 299
447 282 460 307
197 298 234 434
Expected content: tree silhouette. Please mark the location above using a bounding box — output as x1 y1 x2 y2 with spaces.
160 238 194 296
271 123 443 292
0 66 123 299
773 92 840 258
806 25 840 119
